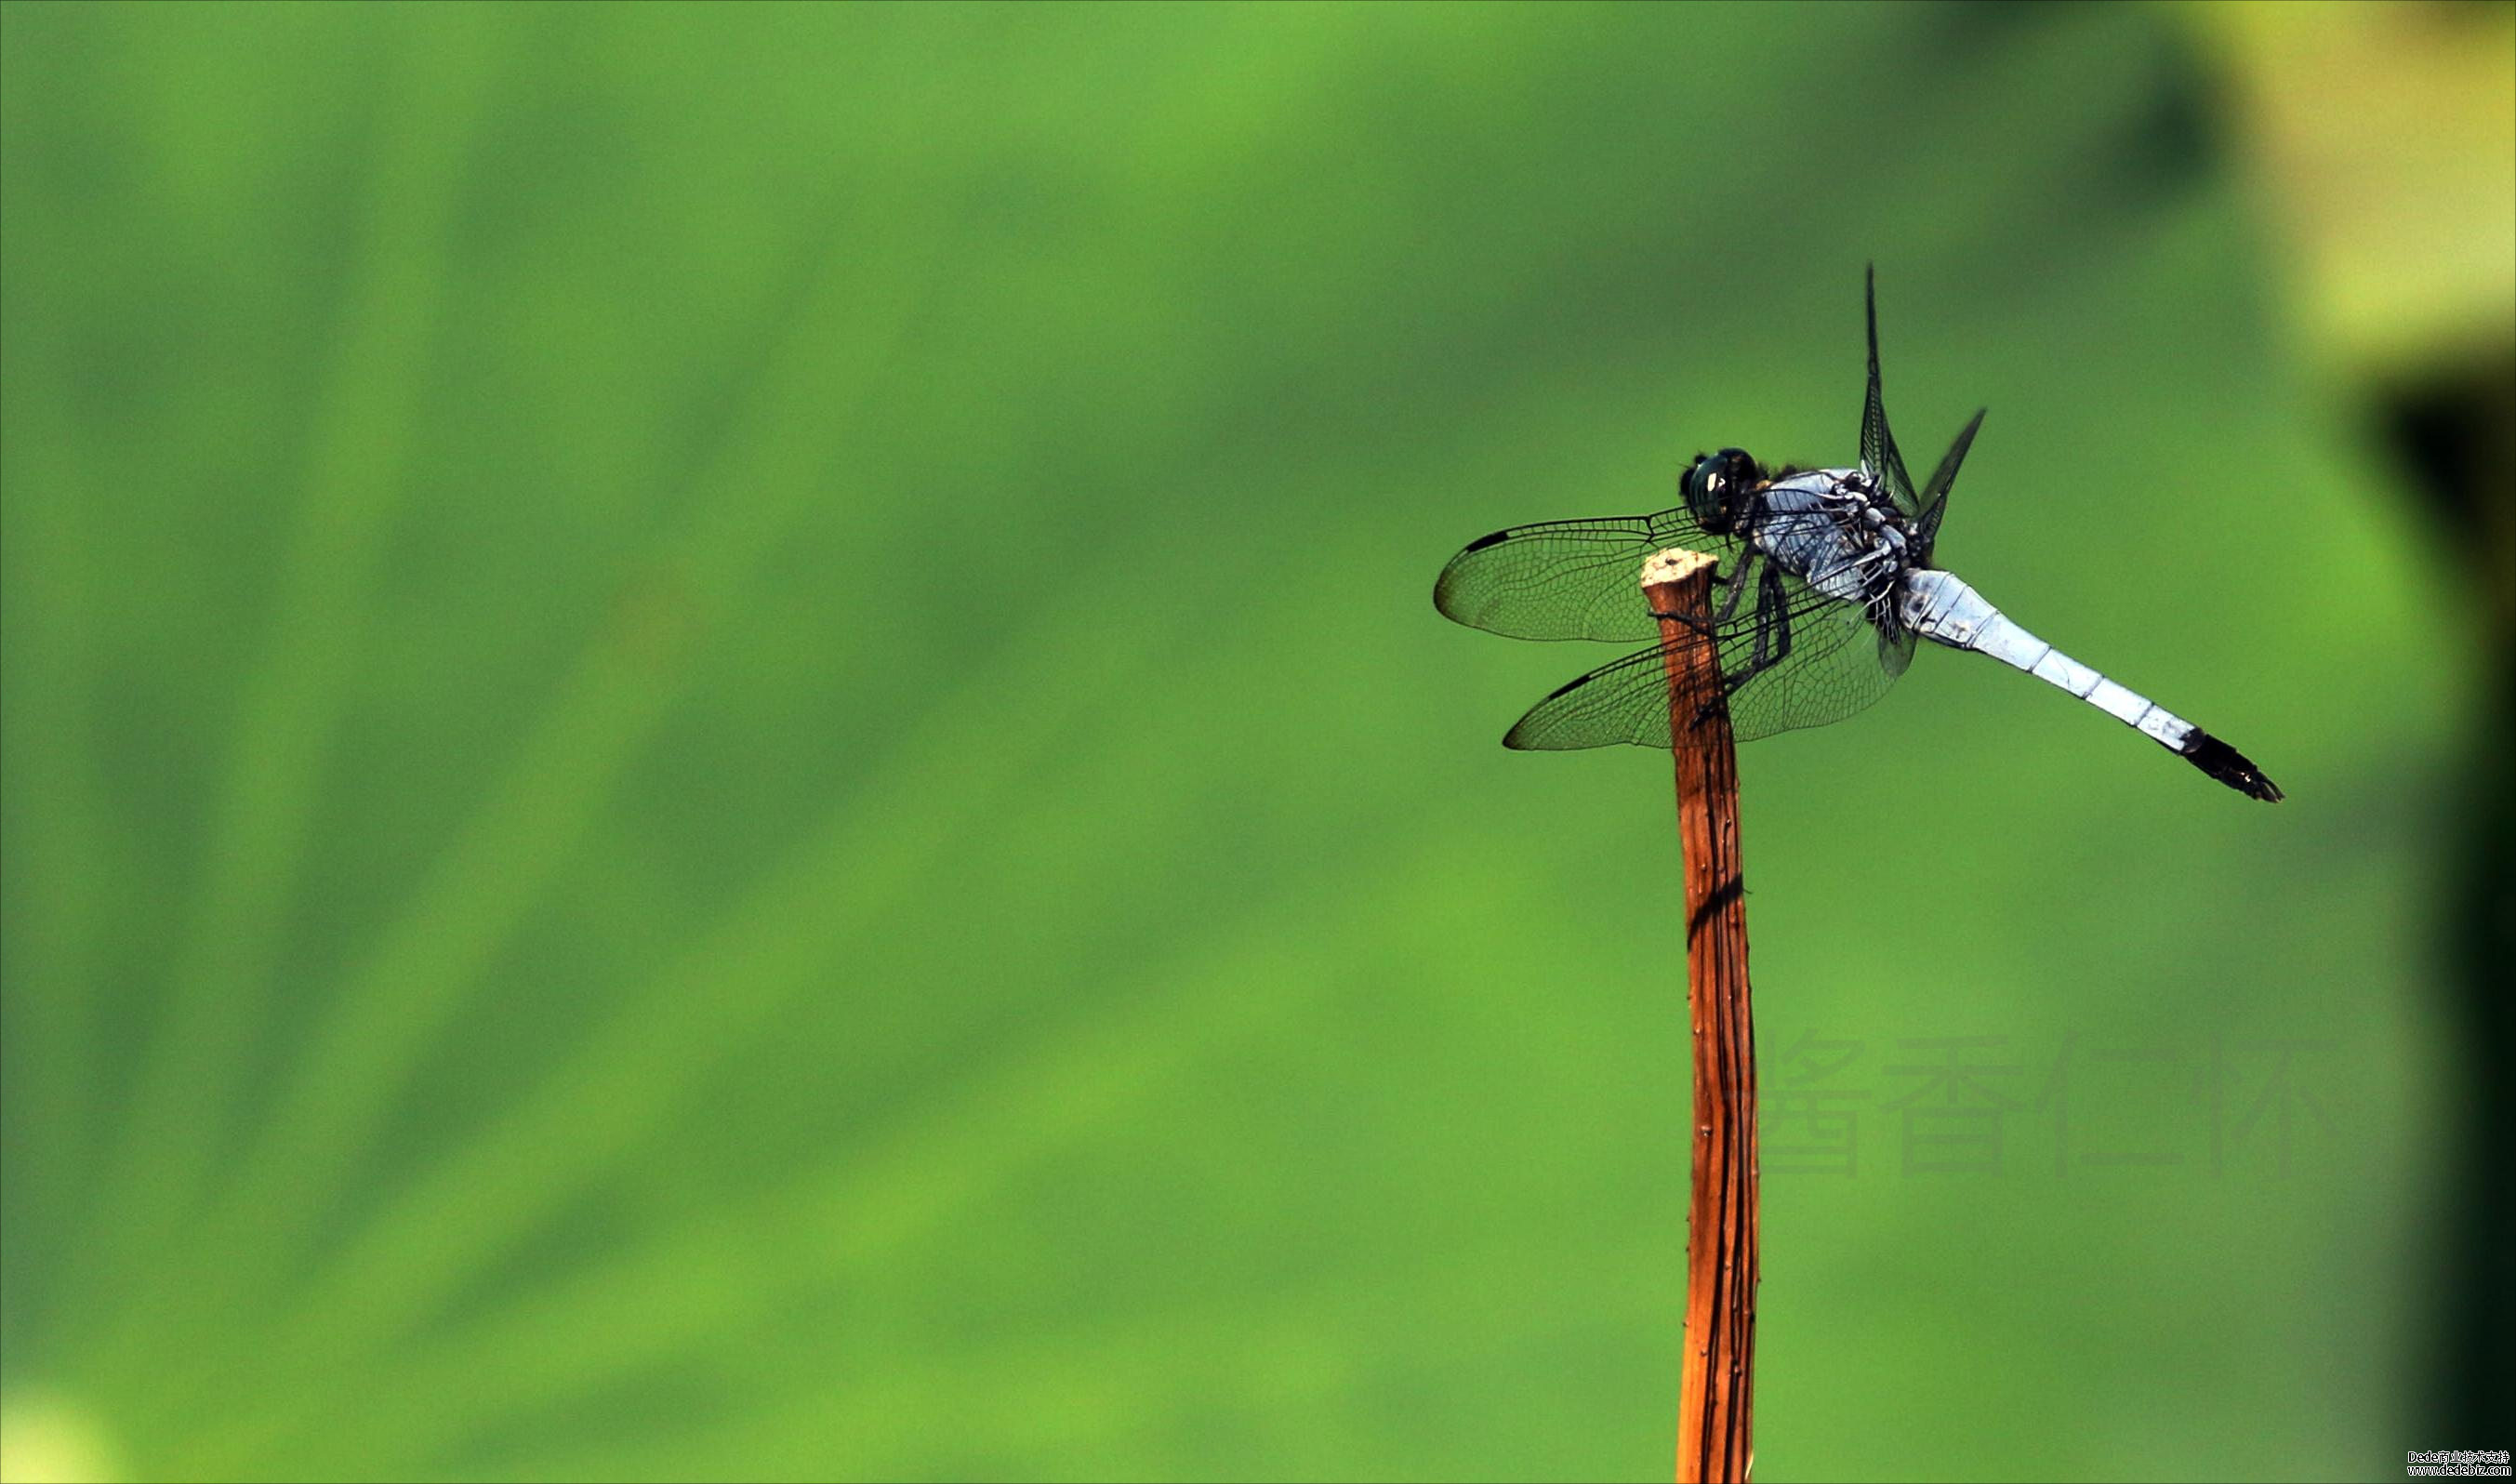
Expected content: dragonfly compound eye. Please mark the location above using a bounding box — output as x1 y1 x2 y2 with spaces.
1685 448 1753 533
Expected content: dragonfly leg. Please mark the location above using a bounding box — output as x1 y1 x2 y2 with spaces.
1693 562 1794 730
1741 561 1794 673
1710 555 1757 624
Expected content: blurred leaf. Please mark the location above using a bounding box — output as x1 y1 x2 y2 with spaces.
0 5 2484 1481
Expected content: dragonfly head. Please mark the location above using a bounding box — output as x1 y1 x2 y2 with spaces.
1683 448 1760 535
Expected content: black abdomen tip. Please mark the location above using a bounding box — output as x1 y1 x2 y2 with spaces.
2181 729 2284 802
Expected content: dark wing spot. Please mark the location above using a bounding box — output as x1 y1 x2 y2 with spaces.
1462 528 1512 553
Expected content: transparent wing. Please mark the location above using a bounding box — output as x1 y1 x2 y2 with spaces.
1434 508 1743 642
1913 406 1984 562
1918 407 1984 507
1876 614 1917 682
1725 595 1913 740
1502 575 1913 750
1861 265 1920 520
1502 643 1688 749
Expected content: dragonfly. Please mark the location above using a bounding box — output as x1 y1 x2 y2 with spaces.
1433 268 2283 802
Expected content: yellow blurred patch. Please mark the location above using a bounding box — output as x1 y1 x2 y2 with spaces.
0 1392 121 1484
2189 0 2516 376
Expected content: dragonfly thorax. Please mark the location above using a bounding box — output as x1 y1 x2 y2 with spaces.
1748 466 1915 617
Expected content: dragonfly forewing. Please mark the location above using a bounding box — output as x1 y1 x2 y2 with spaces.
1434 509 1741 643
1860 265 1921 519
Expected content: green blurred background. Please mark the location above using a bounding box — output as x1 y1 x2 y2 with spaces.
3 3 2509 1480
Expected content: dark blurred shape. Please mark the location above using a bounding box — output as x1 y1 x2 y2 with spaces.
2385 357 2516 643
2384 351 2516 1453
2190 0 2513 1448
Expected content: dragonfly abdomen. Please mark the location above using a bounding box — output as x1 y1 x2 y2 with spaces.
1899 569 2282 800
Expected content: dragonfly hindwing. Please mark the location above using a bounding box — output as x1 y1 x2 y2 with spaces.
1913 407 1986 562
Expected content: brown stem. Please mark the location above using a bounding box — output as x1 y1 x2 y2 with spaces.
1643 550 1758 1484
